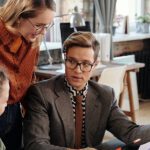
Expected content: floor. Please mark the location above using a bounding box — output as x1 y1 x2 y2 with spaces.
135 100 150 124
103 100 150 142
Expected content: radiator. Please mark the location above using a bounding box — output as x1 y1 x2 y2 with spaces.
135 50 150 99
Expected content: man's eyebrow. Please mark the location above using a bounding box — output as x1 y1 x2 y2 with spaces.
68 57 93 63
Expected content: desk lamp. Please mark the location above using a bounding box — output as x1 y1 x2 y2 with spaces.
70 6 85 32
38 37 62 70
39 7 85 70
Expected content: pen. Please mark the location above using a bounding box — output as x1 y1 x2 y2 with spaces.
116 138 141 150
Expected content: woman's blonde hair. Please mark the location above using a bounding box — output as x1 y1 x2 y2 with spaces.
0 0 56 26
0 0 56 48
63 31 100 61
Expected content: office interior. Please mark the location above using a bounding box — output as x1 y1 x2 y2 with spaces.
40 0 150 119
46 0 150 143
1 0 150 143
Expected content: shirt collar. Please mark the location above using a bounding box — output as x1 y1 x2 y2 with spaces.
64 77 88 97
0 17 24 53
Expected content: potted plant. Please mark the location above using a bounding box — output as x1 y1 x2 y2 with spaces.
136 14 150 33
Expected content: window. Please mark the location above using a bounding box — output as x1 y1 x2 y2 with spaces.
55 0 93 30
55 0 83 18
54 0 148 33
115 0 145 32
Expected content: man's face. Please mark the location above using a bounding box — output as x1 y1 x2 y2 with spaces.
65 46 96 91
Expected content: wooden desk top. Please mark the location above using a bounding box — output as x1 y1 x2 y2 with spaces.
92 61 145 77
36 61 145 79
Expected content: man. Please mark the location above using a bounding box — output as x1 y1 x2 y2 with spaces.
23 32 150 150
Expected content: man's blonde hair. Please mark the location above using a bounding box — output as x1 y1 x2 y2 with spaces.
63 31 100 61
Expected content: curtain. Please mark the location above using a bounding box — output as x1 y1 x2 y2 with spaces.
94 0 117 60
94 0 117 33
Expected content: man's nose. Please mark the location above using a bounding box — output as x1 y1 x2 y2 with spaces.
74 64 82 72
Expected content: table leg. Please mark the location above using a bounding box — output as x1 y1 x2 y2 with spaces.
124 71 136 122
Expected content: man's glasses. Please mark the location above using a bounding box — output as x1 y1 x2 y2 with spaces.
27 19 54 33
65 57 95 72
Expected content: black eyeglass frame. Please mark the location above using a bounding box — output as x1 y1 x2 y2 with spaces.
65 57 95 72
27 19 54 33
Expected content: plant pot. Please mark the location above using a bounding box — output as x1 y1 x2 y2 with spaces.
136 22 149 33
141 23 149 33
136 22 142 33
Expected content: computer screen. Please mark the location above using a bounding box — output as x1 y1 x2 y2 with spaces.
60 21 91 44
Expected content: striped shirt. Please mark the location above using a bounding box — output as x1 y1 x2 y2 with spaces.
64 78 88 148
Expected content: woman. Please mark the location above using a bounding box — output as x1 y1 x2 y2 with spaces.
0 0 56 149
0 70 10 150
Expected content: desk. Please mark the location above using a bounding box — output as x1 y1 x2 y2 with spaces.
36 62 144 80
36 62 145 122
113 33 150 57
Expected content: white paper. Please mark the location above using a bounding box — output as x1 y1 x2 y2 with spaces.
139 142 150 150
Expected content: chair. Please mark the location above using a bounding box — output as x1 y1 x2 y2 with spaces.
98 66 126 102
98 66 136 121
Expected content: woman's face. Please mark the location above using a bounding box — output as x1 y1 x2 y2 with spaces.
18 9 55 42
0 80 9 115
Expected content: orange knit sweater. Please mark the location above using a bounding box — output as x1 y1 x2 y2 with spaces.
0 18 39 104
